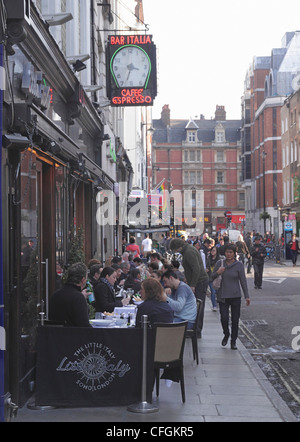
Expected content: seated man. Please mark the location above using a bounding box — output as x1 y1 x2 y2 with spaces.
162 269 197 330
149 252 163 269
49 262 91 327
88 263 102 288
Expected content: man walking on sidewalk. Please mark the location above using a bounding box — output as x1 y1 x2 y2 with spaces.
170 238 208 337
250 236 267 289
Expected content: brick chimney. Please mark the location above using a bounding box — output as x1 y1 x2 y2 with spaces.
215 105 226 121
161 104 170 127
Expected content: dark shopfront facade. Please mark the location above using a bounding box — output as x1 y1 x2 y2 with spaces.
1 4 117 411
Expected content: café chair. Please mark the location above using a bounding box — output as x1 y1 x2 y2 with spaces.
185 299 203 365
152 321 188 403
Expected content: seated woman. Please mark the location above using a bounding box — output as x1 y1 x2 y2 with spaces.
135 278 173 328
123 268 142 294
94 267 129 313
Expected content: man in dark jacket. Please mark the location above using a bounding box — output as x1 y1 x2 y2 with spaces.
49 262 91 327
170 238 208 337
250 236 267 289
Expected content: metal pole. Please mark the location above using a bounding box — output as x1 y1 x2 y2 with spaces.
127 315 158 413
45 259 49 319
0 41 5 423
262 151 267 235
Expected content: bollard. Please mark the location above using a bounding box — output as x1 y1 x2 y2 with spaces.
127 315 158 413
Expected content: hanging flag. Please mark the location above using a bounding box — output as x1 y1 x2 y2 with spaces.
156 179 167 212
109 140 116 162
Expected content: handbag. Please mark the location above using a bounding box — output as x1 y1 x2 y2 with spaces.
212 259 224 290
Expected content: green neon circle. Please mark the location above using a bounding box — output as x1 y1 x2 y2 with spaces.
110 44 152 89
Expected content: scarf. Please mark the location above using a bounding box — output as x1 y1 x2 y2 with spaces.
100 277 115 293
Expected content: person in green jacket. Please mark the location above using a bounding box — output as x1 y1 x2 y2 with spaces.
170 238 208 337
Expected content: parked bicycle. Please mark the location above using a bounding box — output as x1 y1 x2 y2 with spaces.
264 243 276 261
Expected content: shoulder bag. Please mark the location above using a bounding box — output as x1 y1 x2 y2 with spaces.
212 259 224 290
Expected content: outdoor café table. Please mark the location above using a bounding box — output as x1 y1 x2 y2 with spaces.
35 325 154 408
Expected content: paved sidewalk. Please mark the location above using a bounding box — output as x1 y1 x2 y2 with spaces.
13 302 297 423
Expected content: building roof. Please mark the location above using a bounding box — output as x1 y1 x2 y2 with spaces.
152 118 241 144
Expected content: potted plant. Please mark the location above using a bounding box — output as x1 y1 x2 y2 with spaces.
259 211 270 221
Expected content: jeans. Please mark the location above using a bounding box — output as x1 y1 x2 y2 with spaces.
195 279 209 334
219 298 241 343
208 282 217 308
173 317 195 330
247 257 252 273
290 250 298 265
253 262 264 287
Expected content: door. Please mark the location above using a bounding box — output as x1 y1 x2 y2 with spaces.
17 152 56 405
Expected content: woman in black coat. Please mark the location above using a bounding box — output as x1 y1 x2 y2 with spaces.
135 278 173 328
94 267 129 313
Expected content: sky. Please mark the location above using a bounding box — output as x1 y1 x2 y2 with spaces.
142 0 300 121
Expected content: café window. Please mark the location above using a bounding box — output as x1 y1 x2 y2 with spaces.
55 164 67 266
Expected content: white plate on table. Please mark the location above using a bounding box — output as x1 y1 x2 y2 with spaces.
90 319 114 328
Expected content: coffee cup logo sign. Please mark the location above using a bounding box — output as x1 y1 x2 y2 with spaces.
56 342 131 391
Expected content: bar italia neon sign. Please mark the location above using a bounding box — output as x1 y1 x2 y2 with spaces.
106 35 157 107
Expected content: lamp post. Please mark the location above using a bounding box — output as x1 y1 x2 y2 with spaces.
140 122 154 193
262 151 267 234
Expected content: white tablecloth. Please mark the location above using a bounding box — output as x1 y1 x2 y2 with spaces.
114 306 137 316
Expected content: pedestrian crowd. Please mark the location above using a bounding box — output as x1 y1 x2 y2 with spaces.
49 230 300 353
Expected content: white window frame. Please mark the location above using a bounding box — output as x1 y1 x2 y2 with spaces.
216 193 225 207
216 151 224 162
217 171 224 184
188 131 196 143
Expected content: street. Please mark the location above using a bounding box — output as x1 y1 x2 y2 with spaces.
238 259 300 420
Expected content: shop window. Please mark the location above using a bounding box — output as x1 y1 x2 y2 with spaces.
55 164 67 267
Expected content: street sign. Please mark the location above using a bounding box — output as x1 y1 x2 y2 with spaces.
225 211 232 218
284 221 293 231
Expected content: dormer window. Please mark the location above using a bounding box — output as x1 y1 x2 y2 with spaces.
215 123 225 143
188 131 196 143
185 119 199 143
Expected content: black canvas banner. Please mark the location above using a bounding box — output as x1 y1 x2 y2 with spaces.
35 327 154 407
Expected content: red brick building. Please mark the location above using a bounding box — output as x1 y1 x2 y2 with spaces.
151 105 244 235
241 32 300 238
